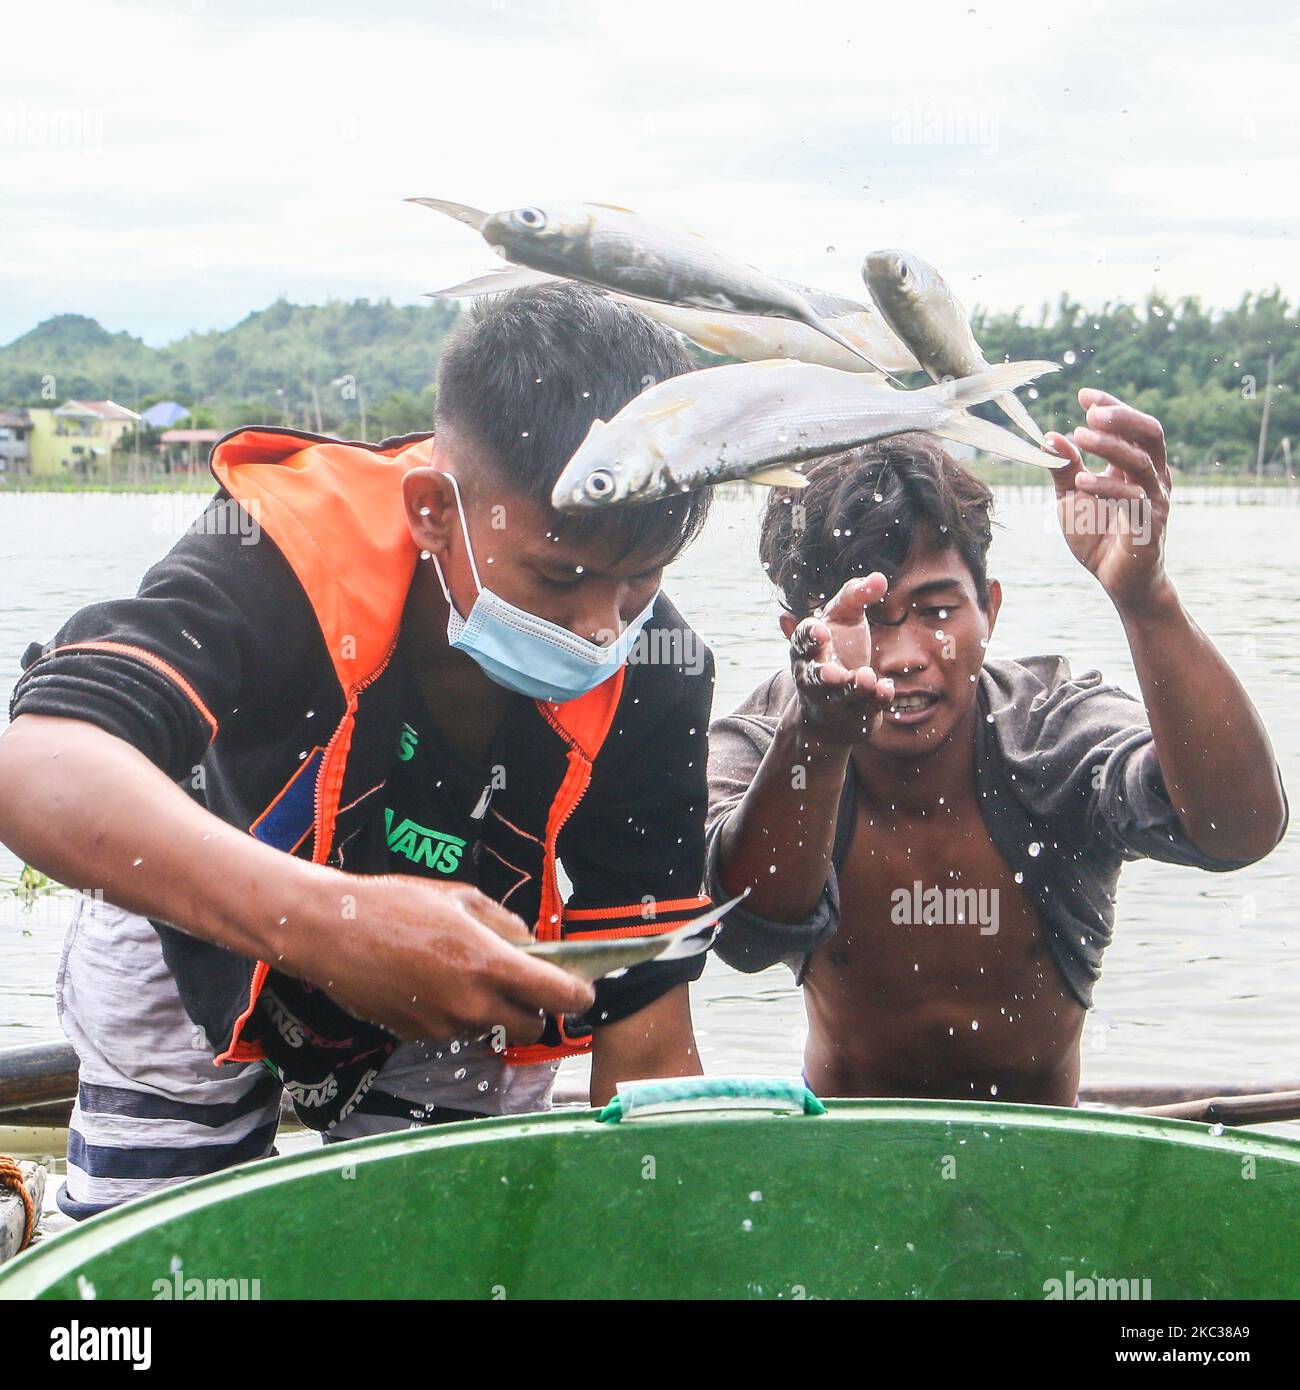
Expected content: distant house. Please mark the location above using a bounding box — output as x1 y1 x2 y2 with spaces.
26 400 141 476
159 428 221 474
141 401 190 430
0 409 33 478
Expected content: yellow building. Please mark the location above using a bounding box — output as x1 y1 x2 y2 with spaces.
26 400 140 477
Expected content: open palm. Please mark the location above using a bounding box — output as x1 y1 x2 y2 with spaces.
1046 388 1172 613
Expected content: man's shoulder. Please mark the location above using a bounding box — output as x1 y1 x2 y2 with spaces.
982 654 1144 726
720 668 794 726
619 591 715 704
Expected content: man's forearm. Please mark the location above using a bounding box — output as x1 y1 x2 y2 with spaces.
0 714 329 969
716 700 850 922
589 984 701 1106
1120 584 1286 859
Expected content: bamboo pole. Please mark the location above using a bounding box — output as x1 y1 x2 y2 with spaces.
1255 352 1275 483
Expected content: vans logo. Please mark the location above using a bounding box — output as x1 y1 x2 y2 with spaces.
263 993 306 1049
282 1074 339 1108
384 807 465 874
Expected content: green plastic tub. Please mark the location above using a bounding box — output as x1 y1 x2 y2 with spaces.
3 1087 1298 1299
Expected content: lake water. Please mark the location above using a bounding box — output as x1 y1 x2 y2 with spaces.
1 488 1297 1106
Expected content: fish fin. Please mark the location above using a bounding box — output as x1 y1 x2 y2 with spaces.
994 390 1047 443
405 197 490 231
927 359 1059 409
425 266 559 298
588 201 638 214
749 465 809 487
783 280 872 318
807 317 901 380
933 412 1066 469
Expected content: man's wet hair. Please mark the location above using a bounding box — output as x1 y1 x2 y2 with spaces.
758 435 995 617
434 280 711 558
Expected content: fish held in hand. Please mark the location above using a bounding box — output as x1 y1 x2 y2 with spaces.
864 249 1047 442
520 893 748 981
552 357 1063 510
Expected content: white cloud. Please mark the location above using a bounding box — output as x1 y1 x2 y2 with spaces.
1 0 1295 345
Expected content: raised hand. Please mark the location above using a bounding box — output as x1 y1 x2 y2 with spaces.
788 574 896 744
1045 388 1173 615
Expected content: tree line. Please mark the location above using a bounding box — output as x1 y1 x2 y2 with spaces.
2 289 1294 474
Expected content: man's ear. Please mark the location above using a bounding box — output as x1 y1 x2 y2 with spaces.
402 468 459 558
984 577 1003 638
778 612 798 641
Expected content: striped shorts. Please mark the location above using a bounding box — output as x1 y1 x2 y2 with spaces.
55 893 557 1216
54 892 282 1219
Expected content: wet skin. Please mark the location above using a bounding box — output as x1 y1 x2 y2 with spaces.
790 540 1082 1104
802 765 1086 1105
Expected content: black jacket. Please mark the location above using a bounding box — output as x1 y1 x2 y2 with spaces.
11 428 714 1127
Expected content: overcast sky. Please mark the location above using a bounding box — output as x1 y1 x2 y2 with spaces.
2 0 1293 347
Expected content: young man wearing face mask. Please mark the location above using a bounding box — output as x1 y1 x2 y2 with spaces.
0 283 715 1215
707 405 1285 1107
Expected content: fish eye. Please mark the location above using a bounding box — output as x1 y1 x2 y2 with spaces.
898 262 909 280
584 468 616 500
515 207 547 231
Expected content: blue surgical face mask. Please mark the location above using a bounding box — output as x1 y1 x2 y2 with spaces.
429 473 658 705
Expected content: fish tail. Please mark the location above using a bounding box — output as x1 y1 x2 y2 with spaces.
994 389 1047 443
405 196 490 231
808 316 894 377
425 266 559 299
932 411 1066 469
924 359 1059 410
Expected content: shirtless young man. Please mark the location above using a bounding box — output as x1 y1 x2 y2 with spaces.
707 391 1286 1104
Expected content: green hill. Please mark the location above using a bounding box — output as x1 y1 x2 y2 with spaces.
1 289 1295 473
0 298 460 438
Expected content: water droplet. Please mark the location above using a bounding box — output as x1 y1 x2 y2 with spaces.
1063 350 1077 365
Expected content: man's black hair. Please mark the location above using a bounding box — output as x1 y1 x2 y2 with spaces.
434 280 711 558
758 435 995 617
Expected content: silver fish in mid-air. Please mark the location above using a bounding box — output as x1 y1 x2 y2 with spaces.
551 358 1063 511
427 264 920 375
863 250 1048 442
408 196 891 373
520 893 747 981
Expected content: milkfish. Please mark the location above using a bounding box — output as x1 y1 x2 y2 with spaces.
426 264 920 375
551 357 1064 510
408 196 893 373
863 249 1048 442
520 893 747 981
